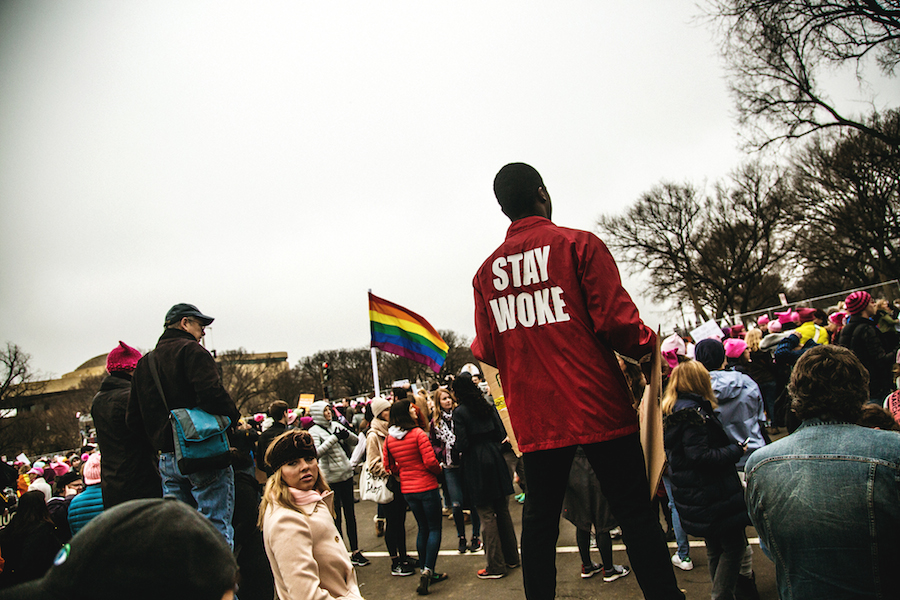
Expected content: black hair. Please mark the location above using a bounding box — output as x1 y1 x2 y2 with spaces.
388 400 418 431
493 162 545 219
451 376 492 419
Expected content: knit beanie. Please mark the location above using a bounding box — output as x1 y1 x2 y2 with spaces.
797 308 816 323
768 320 783 333
265 430 318 473
845 291 872 315
82 453 102 485
829 311 847 325
0 499 237 600
775 310 793 324
107 341 142 373
695 338 726 372
370 396 392 420
724 338 748 359
757 315 770 326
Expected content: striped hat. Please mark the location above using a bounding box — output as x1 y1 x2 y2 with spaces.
845 291 872 315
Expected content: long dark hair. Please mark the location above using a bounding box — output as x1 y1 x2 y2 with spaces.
389 400 419 431
0 491 54 539
452 375 492 419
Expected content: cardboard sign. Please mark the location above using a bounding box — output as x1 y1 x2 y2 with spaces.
638 331 666 499
477 362 521 457
691 319 725 342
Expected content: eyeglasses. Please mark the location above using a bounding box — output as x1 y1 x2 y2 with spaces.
187 319 207 331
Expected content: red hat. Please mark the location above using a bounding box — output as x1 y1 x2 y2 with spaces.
845 291 872 315
107 341 142 373
797 308 816 323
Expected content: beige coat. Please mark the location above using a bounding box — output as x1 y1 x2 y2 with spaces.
263 492 364 600
364 418 390 477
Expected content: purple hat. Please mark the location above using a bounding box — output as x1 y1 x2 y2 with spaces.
845 291 872 315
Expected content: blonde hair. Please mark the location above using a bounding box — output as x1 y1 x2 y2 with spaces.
745 329 762 352
257 459 333 529
661 360 718 415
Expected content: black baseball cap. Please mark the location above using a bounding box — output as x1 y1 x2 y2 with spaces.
164 303 214 327
0 498 237 600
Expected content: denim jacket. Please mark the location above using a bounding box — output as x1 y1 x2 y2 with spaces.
745 419 900 599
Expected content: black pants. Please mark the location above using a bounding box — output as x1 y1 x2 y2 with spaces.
383 492 408 559
521 434 684 600
331 477 359 551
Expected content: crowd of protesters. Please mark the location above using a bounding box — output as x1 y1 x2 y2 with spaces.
2 164 899 600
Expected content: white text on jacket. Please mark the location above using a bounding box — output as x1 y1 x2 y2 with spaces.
489 245 570 333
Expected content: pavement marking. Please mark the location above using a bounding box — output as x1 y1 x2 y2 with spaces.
358 538 762 558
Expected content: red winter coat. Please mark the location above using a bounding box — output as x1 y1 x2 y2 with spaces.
472 216 656 453
383 427 441 494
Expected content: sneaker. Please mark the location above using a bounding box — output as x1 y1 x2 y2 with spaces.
602 564 630 582
609 526 622 539
417 572 431 595
468 537 483 552
350 551 370 567
391 560 415 577
458 537 468 554
477 569 506 579
406 557 420 569
506 562 520 570
375 518 386 537
581 562 603 579
671 554 693 571
514 493 526 504
430 572 449 584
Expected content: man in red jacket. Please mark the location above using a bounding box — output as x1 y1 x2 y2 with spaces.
471 163 683 600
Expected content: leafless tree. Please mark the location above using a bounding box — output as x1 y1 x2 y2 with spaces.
706 0 900 148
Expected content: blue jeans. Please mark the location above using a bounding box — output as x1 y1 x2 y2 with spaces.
159 452 235 548
404 488 443 573
662 475 689 560
444 467 481 539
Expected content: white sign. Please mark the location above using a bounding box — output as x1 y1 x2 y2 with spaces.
690 319 725 342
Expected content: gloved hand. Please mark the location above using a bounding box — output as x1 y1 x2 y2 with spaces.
335 427 350 440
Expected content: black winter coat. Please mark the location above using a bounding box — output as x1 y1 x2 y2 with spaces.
839 315 896 399
451 403 513 506
91 373 162 507
663 393 749 538
127 328 240 453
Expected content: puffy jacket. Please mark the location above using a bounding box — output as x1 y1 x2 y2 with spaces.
308 401 358 485
663 393 749 538
710 370 766 470
383 427 440 494
68 485 105 536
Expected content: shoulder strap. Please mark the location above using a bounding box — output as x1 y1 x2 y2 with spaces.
146 351 170 412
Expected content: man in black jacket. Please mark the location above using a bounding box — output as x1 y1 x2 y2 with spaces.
839 291 896 403
255 400 290 476
127 303 240 548
91 341 162 509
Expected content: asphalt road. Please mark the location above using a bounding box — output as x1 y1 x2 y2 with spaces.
349 489 778 600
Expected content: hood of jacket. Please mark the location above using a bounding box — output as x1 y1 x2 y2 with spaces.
309 401 332 429
709 370 749 405
388 426 409 440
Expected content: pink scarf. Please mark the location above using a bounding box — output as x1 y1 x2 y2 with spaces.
289 487 323 507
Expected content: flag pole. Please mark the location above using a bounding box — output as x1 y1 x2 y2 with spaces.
369 289 381 397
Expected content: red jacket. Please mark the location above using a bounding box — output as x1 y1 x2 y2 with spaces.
383 427 441 494
472 216 656 453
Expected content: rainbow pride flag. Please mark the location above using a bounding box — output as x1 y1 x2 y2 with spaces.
369 293 448 373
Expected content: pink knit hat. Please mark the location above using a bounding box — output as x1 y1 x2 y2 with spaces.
797 308 816 323
82 453 102 485
757 315 770 326
768 320 783 333
107 341 142 373
724 338 748 359
829 311 847 325
845 291 872 315
775 310 793 324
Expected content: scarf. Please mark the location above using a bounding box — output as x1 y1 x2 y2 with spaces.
289 487 323 507
432 410 456 467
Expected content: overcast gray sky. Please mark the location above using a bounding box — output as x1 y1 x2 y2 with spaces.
1 1 892 379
